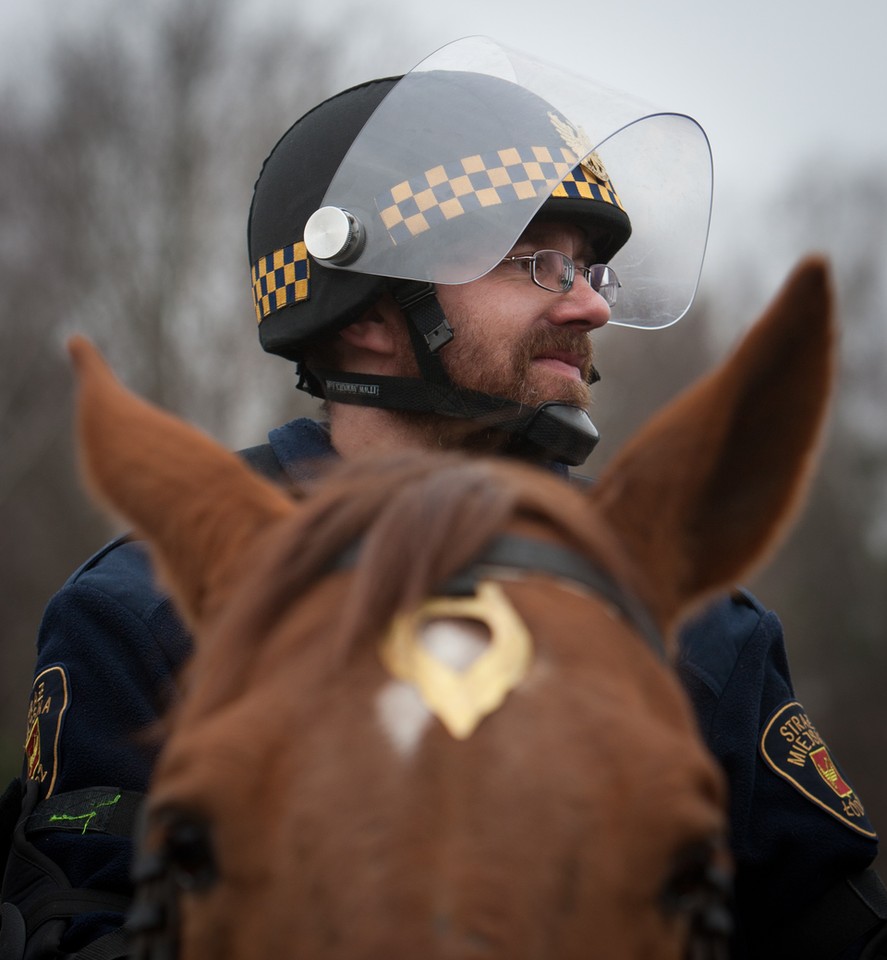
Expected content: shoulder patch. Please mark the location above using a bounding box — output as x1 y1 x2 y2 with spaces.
24 665 71 798
760 700 876 838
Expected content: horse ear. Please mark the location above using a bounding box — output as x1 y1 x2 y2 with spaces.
589 256 836 630
68 337 296 629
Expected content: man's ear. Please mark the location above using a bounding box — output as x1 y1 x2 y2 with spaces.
338 293 406 358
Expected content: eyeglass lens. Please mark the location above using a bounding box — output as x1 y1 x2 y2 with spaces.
532 250 619 306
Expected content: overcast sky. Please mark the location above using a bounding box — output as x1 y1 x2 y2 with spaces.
5 0 885 180
2 0 885 279
334 0 887 185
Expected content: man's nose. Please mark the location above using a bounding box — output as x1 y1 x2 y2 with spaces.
549 274 611 330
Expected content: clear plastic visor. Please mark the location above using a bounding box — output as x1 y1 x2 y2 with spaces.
317 36 713 328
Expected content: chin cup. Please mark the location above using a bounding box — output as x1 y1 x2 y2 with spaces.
520 403 600 466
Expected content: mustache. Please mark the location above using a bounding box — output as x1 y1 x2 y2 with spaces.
515 326 595 382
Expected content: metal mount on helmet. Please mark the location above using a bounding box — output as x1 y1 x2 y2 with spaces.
304 206 365 265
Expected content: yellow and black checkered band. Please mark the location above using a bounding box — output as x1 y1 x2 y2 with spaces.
551 163 625 209
375 146 624 246
251 241 310 322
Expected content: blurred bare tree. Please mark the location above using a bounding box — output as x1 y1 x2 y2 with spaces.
0 0 353 777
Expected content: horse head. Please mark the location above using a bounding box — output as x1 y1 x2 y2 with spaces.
69 256 835 959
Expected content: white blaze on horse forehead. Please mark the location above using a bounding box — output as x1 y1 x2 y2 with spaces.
375 619 489 758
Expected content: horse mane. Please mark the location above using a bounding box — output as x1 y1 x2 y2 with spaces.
244 452 599 660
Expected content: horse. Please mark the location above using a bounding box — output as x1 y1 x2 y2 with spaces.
68 256 834 960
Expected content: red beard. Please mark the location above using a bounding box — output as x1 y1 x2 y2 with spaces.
446 323 594 409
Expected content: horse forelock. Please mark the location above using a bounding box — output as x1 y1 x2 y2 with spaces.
244 453 602 663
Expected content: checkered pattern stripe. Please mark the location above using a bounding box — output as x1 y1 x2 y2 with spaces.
375 146 623 245
551 166 624 210
251 241 310 322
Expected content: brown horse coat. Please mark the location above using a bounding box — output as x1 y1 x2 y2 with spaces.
68 257 834 958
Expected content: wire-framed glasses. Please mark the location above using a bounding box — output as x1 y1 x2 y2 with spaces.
500 249 621 306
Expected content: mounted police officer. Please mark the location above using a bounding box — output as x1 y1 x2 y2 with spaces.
2 37 885 960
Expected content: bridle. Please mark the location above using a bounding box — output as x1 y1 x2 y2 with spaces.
126 534 732 959
427 532 664 654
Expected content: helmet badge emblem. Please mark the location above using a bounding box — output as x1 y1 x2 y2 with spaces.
548 111 610 183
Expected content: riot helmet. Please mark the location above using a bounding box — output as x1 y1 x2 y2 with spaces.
247 37 713 464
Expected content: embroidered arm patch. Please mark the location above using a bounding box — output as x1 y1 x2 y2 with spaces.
759 700 876 838
24 664 70 798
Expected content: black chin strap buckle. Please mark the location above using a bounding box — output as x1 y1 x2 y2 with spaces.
518 403 600 466
392 281 453 353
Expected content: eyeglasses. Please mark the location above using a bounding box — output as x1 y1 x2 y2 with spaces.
500 249 621 306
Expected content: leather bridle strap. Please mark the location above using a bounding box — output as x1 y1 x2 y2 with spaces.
335 532 664 660
441 534 664 659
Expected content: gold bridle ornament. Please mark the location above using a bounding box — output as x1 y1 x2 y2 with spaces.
379 581 533 739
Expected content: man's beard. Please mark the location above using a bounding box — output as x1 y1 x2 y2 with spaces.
489 324 594 408
387 315 596 455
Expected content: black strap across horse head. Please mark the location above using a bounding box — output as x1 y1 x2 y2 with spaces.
335 531 665 660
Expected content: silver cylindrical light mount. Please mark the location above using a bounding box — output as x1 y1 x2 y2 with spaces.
304 206 366 265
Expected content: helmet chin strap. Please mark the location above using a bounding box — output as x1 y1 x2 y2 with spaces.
316 283 600 466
